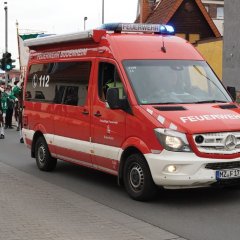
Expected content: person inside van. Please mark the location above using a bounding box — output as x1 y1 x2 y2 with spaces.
145 68 186 104
167 70 184 94
105 72 124 99
100 63 125 101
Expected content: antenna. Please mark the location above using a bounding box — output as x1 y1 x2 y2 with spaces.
161 36 166 53
161 25 167 53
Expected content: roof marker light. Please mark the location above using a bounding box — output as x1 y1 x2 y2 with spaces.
37 34 56 38
99 23 175 35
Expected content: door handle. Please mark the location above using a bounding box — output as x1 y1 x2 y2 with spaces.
82 109 89 115
94 111 101 117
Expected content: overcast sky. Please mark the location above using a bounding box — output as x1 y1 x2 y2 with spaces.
0 0 138 69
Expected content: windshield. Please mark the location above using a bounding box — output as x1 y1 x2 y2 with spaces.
123 60 232 105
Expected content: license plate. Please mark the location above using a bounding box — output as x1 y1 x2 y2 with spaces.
216 168 240 180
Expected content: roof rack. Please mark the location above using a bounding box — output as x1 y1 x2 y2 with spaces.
24 23 175 48
24 30 105 48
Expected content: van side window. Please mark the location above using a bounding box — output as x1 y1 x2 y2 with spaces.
98 62 125 102
26 61 91 106
63 86 79 106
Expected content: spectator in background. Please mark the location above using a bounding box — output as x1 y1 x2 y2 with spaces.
0 87 7 139
12 80 24 143
5 85 17 129
12 80 22 131
0 92 3 139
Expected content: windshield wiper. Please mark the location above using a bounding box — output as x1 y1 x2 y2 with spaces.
193 65 229 101
195 100 228 104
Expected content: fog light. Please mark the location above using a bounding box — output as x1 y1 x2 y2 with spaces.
167 165 177 173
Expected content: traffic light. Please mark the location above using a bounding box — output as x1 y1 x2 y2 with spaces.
0 52 15 71
5 52 15 71
0 53 6 71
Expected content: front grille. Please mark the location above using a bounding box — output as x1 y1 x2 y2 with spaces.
205 161 240 170
193 132 240 154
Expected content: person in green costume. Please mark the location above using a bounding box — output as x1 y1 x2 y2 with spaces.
0 88 8 139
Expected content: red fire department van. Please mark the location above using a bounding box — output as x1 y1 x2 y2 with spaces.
23 23 239 201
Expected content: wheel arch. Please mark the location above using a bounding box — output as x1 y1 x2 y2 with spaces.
118 137 151 185
31 123 48 158
31 131 44 158
118 146 150 186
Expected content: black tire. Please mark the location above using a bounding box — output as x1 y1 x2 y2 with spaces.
123 153 158 201
35 136 57 171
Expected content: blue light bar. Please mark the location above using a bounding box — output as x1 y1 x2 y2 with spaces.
99 23 175 35
99 23 119 31
160 25 175 34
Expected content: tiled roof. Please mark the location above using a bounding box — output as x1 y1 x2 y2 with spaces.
195 0 221 37
146 0 182 24
135 0 221 37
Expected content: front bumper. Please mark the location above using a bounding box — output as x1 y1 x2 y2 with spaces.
144 150 240 189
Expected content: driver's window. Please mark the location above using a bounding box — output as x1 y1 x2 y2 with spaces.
98 62 126 102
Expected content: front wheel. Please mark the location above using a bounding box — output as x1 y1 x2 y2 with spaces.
123 153 158 201
35 136 57 171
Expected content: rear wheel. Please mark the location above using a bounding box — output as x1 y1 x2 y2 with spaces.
35 136 57 171
123 153 158 201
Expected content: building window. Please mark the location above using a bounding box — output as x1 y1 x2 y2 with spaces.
217 7 224 19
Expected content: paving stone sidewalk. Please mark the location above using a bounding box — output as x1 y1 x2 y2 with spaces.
0 161 186 240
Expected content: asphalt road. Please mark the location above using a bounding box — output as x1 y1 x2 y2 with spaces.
1 128 240 240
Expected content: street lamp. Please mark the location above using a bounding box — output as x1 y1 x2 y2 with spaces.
4 1 9 87
84 16 88 30
102 0 104 24
4 2 8 53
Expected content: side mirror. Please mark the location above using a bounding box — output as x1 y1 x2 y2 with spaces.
106 87 121 109
227 86 237 101
106 87 129 111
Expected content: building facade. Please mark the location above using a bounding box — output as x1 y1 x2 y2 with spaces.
223 0 240 99
136 0 221 43
137 0 224 36
202 0 224 35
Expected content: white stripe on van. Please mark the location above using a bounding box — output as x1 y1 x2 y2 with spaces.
23 129 123 162
146 108 153 115
157 115 165 124
169 123 177 130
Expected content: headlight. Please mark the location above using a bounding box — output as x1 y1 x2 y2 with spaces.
154 128 192 152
